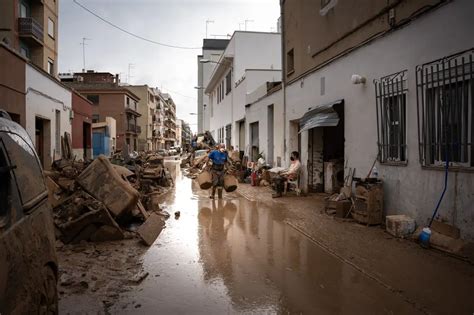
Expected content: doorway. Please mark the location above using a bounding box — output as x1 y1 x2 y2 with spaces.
35 117 51 169
307 103 344 193
83 122 91 159
250 121 259 162
267 105 274 166
238 120 245 158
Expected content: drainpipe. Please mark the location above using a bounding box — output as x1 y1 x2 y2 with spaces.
280 1 287 164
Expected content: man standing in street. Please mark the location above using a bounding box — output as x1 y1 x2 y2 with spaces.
206 144 229 199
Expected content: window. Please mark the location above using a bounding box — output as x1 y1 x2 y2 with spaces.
416 49 473 167
19 2 28 18
48 18 55 38
287 49 294 74
86 94 99 104
225 71 232 95
47 58 54 75
19 43 29 58
92 114 99 123
1 134 46 207
374 70 407 163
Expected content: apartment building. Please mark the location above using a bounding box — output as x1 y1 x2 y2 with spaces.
62 72 141 152
0 0 58 76
154 90 166 150
127 85 159 151
281 0 474 240
197 39 229 133
205 31 281 154
161 93 177 149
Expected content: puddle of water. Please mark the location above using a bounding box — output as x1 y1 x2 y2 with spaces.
112 163 421 314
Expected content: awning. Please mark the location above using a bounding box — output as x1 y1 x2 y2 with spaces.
299 99 343 133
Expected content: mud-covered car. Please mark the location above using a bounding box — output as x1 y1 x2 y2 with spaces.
0 112 58 314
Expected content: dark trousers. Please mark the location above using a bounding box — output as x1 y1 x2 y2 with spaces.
272 175 287 194
211 164 225 187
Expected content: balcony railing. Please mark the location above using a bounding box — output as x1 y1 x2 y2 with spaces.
126 125 141 134
18 17 44 44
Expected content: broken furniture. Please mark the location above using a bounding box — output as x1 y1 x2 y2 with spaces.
352 179 384 225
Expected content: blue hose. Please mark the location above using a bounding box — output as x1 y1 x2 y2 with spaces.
428 144 449 227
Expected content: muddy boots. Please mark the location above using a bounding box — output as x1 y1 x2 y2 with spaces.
217 187 223 199
210 187 223 199
210 187 216 199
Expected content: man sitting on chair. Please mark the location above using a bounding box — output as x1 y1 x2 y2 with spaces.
272 151 301 198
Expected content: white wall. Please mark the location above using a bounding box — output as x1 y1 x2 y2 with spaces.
208 31 282 150
25 64 72 163
245 88 284 166
233 32 281 82
199 50 225 133
284 0 474 240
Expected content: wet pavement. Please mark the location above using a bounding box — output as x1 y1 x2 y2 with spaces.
107 161 421 314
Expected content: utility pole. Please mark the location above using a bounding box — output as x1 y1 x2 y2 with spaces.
127 63 135 84
245 19 254 31
205 19 214 38
80 37 91 72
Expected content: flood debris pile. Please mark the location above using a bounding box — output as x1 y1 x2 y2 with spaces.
45 153 173 246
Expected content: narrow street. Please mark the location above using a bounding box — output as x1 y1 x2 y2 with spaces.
59 161 424 314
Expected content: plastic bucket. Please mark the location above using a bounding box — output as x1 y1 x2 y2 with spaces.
224 174 238 192
197 171 212 190
419 227 431 248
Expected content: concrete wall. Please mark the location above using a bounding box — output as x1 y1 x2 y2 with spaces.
71 91 92 159
0 45 26 126
245 88 284 166
25 64 72 168
232 32 281 82
284 0 474 240
282 0 445 82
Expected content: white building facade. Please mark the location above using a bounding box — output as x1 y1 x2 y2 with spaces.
283 0 474 240
197 39 229 133
206 31 282 154
25 63 72 169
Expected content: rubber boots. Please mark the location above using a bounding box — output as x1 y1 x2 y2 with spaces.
210 187 216 199
217 187 223 199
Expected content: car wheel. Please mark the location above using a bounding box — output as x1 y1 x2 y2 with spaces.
39 266 58 314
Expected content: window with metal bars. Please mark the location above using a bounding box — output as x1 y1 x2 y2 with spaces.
374 70 408 163
416 49 473 167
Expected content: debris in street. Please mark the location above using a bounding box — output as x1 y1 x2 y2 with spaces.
77 156 140 218
386 215 416 238
174 211 180 218
45 151 174 246
137 213 166 246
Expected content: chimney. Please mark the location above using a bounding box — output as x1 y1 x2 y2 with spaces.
115 74 120 84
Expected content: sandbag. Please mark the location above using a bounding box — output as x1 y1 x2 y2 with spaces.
224 174 238 192
197 171 212 190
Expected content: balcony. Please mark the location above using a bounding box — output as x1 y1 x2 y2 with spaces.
126 125 141 134
125 104 141 116
18 17 44 46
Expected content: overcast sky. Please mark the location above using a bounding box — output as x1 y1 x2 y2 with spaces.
58 0 280 132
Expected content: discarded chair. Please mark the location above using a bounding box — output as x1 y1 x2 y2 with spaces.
283 174 301 196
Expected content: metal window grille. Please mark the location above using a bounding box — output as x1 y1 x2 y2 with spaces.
374 70 408 163
416 49 473 167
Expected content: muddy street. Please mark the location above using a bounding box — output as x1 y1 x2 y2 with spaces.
59 161 424 314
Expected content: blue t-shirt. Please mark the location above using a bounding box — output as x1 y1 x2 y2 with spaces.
209 150 228 165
